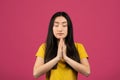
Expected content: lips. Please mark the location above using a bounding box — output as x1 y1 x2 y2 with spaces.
57 33 64 36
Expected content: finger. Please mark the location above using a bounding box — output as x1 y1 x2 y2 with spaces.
60 38 63 43
61 38 65 45
59 38 63 47
63 44 66 51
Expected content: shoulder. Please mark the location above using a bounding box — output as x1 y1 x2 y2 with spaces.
35 43 46 57
74 42 86 51
74 42 88 59
74 42 84 48
37 43 46 51
39 43 46 48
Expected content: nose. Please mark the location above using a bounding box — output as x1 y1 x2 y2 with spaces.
58 25 62 31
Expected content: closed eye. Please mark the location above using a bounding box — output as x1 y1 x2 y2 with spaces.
63 25 67 27
54 25 59 27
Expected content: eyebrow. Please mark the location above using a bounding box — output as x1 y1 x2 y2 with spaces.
62 21 67 24
54 22 59 24
54 21 67 24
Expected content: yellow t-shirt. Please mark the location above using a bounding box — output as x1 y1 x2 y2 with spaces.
36 42 88 80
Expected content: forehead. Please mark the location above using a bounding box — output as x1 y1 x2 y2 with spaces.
54 16 67 23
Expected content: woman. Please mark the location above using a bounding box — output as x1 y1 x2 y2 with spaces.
33 12 91 80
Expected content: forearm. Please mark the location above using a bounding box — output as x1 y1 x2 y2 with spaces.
64 57 90 77
34 57 59 78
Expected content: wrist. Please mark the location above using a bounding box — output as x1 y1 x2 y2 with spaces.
64 56 69 62
56 56 61 61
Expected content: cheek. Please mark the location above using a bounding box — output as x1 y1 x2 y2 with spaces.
53 27 56 35
65 28 68 35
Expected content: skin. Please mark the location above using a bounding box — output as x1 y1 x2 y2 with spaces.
33 16 91 78
53 16 68 39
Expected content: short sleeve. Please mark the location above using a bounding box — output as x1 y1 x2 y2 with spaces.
35 43 46 58
75 43 88 59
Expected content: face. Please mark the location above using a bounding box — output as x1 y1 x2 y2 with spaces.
53 16 68 39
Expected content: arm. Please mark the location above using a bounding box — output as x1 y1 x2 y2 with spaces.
33 56 60 78
62 42 90 77
33 40 63 78
64 56 91 77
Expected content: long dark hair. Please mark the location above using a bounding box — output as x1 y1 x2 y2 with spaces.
44 11 80 77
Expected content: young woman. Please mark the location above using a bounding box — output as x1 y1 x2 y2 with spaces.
33 12 91 80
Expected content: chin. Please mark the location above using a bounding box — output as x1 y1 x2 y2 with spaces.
56 36 65 39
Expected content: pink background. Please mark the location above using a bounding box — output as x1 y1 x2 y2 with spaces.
0 0 120 80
